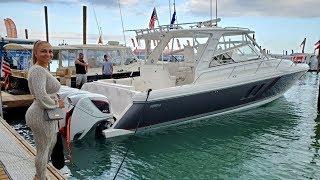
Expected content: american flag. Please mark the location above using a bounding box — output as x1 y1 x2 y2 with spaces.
1 57 11 78
315 40 320 50
170 7 176 29
149 7 158 30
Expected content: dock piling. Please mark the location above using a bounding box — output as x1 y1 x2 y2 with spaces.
83 6 87 45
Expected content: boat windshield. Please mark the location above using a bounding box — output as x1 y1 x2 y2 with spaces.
209 34 263 67
155 34 210 63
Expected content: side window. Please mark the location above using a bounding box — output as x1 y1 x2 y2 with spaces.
209 52 234 67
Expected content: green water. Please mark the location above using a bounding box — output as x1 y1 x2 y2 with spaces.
10 72 320 179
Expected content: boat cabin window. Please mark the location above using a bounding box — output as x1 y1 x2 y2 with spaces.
209 52 234 67
231 44 260 62
49 50 60 72
6 49 32 70
87 50 105 68
60 50 79 68
86 49 137 67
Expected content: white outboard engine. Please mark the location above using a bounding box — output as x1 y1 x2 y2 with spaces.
57 86 114 141
64 93 114 141
57 87 90 129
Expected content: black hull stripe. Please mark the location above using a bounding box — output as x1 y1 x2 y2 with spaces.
114 71 304 129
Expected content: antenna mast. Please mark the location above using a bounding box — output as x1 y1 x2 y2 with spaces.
210 0 212 22
118 0 127 46
169 0 172 23
216 0 218 25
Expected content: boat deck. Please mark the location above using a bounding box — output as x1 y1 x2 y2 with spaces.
0 117 65 180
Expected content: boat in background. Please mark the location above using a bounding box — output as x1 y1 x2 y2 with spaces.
270 53 318 71
55 19 309 141
3 41 141 90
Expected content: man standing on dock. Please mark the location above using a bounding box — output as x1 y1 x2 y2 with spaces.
102 54 113 79
75 53 88 88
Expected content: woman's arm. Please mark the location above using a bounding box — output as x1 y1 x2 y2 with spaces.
30 68 58 109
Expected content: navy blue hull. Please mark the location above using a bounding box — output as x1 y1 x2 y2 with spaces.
114 71 304 130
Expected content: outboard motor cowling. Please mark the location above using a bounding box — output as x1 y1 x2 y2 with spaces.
68 95 113 141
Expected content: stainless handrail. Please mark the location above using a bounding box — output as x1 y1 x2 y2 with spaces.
194 58 294 84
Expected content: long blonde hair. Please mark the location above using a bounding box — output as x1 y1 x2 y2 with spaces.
32 40 50 64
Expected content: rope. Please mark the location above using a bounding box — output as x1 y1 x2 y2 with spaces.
92 5 102 36
112 89 152 180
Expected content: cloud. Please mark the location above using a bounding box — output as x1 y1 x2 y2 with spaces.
0 0 147 7
185 0 320 18
0 0 81 4
14 30 125 45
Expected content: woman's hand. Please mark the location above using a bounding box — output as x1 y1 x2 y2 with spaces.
58 99 65 108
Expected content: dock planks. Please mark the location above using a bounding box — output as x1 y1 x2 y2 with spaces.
1 91 33 108
0 160 11 180
0 118 65 180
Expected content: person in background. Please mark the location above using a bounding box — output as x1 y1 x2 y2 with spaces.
25 40 65 180
102 54 113 79
75 52 88 88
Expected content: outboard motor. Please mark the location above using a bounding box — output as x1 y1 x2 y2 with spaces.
64 93 114 141
57 87 90 129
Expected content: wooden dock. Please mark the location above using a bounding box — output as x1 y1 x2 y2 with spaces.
0 117 66 180
1 91 33 108
0 160 10 180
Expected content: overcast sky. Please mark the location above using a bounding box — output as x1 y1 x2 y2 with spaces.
0 0 319 54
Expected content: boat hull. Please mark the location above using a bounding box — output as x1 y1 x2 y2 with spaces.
113 71 305 130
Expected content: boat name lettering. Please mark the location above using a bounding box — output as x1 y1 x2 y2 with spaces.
150 104 161 109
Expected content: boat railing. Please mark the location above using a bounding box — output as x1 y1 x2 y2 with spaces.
127 19 222 36
194 58 296 83
223 27 251 31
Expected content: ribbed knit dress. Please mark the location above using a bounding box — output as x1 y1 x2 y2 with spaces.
25 65 61 180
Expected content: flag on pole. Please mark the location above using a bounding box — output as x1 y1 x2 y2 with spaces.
149 7 158 29
300 37 306 53
315 40 320 50
170 10 177 29
170 6 176 29
1 56 11 90
300 38 306 47
131 38 136 47
1 57 11 78
98 35 103 45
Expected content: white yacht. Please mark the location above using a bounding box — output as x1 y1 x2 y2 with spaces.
59 19 309 141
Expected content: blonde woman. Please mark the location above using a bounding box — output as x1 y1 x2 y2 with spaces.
25 40 64 180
